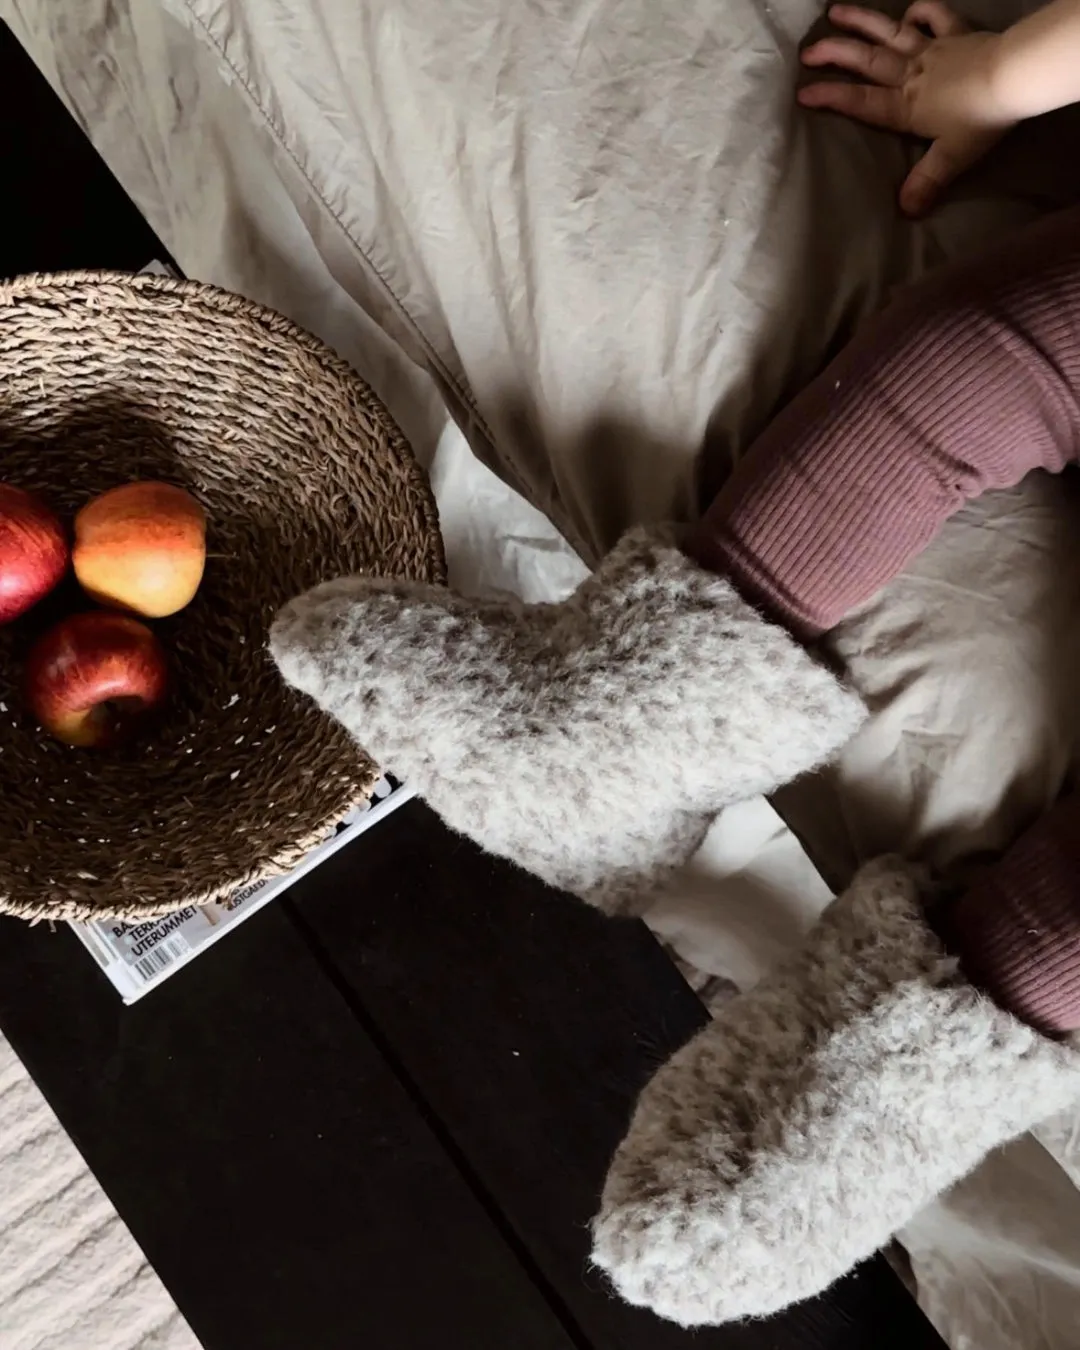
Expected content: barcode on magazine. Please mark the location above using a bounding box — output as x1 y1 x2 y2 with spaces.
70 776 413 1004
134 936 190 981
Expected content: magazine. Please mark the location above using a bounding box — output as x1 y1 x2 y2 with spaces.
70 777 413 1003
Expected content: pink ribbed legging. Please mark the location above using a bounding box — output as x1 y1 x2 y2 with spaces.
693 206 1080 1034
693 207 1080 638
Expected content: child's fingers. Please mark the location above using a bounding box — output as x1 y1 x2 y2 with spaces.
801 35 908 85
899 129 993 215
899 145 954 216
896 125 999 214
826 4 927 53
903 0 969 37
797 80 908 131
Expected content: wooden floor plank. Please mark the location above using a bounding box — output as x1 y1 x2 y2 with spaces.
0 907 582 1350
285 801 946 1350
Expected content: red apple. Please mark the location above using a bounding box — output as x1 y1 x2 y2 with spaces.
0 484 68 622
25 611 169 748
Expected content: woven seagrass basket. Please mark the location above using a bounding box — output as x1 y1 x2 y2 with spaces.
0 271 444 922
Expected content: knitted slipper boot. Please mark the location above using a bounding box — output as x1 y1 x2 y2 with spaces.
270 526 863 914
592 857 1080 1321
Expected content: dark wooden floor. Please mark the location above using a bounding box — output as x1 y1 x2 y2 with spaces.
0 22 946 1350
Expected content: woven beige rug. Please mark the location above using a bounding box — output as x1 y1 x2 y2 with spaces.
0 1033 199 1350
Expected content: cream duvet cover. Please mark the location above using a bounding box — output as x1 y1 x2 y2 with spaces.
6 1 1080 1345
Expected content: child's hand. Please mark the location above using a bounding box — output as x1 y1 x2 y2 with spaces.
799 2 1014 216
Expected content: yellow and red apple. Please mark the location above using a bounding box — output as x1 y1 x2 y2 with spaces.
25 611 169 748
73 481 206 618
0 484 68 623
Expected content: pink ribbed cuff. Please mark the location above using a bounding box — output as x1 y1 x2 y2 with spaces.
931 798 1080 1037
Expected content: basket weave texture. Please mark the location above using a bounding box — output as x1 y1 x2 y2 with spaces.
0 271 444 922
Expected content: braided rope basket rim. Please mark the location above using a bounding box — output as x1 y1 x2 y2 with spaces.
0 270 446 923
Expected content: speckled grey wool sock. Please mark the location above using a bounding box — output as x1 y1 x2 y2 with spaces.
592 857 1080 1325
270 526 864 915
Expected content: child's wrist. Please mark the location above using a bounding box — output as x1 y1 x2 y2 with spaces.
979 32 1029 125
988 22 1080 122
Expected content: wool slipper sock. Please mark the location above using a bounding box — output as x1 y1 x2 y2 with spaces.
591 857 1080 1324
270 526 863 915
